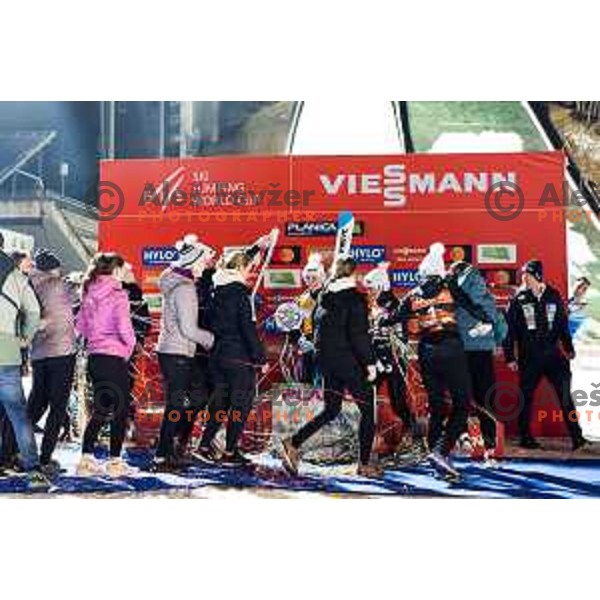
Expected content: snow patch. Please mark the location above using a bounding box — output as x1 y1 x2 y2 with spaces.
430 131 524 153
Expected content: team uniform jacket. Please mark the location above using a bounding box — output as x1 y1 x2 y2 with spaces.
503 284 573 364
382 276 490 344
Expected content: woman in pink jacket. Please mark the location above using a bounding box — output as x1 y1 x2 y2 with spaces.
75 253 136 477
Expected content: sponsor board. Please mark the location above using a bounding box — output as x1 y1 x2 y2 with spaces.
477 244 518 265
392 246 428 265
349 245 386 264
264 269 302 289
390 269 420 288
100 152 569 438
142 246 179 267
285 220 364 237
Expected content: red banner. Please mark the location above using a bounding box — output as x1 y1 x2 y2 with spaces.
100 151 567 294
100 151 568 438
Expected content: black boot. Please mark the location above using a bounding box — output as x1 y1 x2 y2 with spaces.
220 449 252 468
519 436 541 450
572 436 589 452
428 451 460 481
150 455 180 473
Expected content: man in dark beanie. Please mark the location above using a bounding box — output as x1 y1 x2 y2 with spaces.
522 259 543 283
504 259 587 450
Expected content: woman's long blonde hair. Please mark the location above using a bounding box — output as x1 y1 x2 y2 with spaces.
219 251 253 271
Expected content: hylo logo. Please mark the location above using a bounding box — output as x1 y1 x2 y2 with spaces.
142 246 179 266
349 245 386 264
390 269 419 288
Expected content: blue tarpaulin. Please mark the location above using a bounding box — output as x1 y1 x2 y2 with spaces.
2 445 600 497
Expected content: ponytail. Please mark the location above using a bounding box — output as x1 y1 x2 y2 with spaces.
83 252 125 293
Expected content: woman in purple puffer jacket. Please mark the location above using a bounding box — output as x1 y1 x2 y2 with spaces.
75 253 136 477
28 249 77 475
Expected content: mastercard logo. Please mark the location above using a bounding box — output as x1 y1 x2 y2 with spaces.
272 246 302 265
444 245 472 264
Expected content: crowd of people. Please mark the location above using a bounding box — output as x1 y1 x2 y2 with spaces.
281 244 588 480
0 228 590 488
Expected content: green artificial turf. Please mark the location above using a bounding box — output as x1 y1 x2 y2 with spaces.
406 101 548 152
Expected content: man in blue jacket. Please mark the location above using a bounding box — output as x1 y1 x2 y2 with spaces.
448 261 507 462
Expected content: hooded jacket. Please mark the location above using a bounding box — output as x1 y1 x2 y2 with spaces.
451 265 507 351
0 250 40 366
156 267 214 358
76 275 136 360
29 269 77 361
204 268 265 366
315 277 374 371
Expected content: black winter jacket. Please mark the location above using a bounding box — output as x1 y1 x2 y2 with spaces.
195 242 261 357
503 284 573 364
315 278 374 371
204 278 265 367
123 282 151 346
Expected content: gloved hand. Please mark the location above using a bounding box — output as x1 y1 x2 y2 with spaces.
298 335 315 354
468 322 493 338
200 330 215 350
366 364 377 382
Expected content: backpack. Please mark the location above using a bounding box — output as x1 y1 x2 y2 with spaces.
0 252 23 336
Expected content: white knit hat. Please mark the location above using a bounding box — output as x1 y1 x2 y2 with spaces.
302 252 325 283
172 234 215 268
363 262 391 292
418 242 446 279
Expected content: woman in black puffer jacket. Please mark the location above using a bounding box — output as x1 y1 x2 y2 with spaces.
196 250 267 467
281 258 380 477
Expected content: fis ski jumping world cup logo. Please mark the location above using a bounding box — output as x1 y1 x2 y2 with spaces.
319 164 517 207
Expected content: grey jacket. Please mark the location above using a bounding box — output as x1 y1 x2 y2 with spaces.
455 266 507 351
156 268 214 358
0 250 40 366
29 269 77 361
